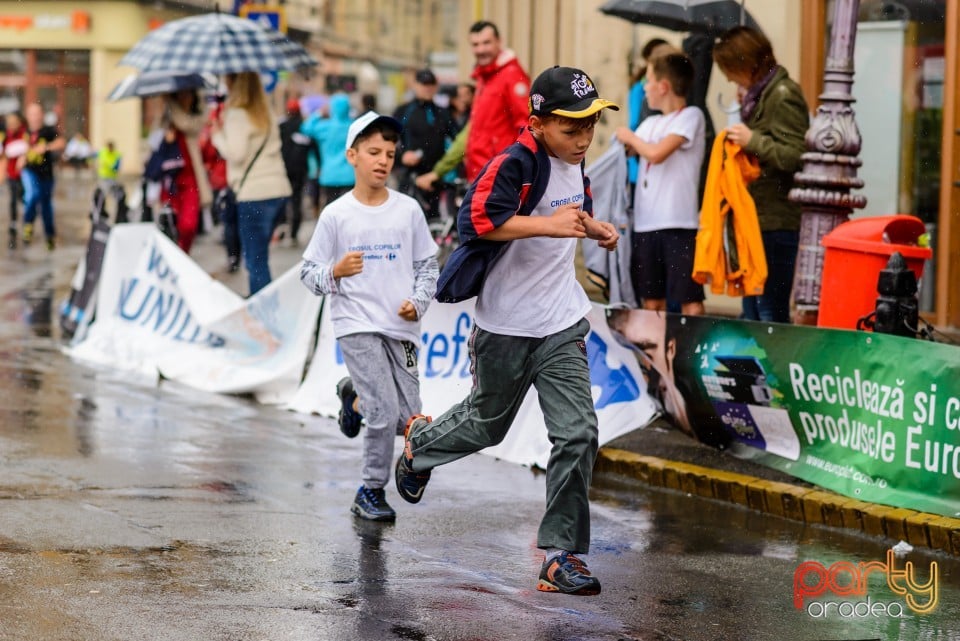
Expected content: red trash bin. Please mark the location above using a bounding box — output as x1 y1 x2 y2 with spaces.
817 215 932 330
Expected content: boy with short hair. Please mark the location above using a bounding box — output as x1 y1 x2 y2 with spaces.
394 66 619 595
300 111 439 522
615 52 706 316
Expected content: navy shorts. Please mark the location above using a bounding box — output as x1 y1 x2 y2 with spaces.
630 228 705 304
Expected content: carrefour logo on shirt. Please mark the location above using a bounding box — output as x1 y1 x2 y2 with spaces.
549 193 584 209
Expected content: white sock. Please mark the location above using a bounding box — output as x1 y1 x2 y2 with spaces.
544 548 566 562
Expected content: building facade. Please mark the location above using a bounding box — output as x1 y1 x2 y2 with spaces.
301 0 461 112
0 1 199 177
0 0 456 174
175 0 460 113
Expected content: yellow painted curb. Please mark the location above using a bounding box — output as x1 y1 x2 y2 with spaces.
927 517 960 554
596 447 960 556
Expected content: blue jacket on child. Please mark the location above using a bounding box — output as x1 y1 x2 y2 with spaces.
300 93 354 188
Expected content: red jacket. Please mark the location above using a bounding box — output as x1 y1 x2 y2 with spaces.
465 49 530 181
199 122 227 192
3 126 27 180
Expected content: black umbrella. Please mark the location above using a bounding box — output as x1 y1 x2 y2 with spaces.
108 71 217 101
599 0 760 34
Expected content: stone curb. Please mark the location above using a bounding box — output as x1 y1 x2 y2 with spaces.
595 447 960 556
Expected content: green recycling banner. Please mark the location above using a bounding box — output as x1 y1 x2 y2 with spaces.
606 310 960 518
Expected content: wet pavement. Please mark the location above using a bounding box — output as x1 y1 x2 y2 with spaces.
0 175 959 641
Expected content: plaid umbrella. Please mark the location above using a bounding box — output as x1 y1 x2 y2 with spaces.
107 71 217 102
119 12 316 75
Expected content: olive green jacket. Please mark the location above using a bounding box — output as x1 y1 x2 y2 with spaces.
431 123 469 178
743 67 810 231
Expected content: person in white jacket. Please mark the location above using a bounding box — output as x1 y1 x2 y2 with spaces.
212 72 292 295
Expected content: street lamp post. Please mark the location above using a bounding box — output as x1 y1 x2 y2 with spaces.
788 0 867 325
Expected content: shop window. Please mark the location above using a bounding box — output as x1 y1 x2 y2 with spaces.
64 50 90 74
0 49 26 74
0 87 23 116
37 86 57 118
35 49 60 74
64 86 87 139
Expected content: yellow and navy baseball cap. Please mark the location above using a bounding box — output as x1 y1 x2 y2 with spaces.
529 66 619 118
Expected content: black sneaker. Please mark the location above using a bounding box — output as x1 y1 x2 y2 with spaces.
537 552 602 595
350 485 396 522
336 376 363 438
394 415 432 504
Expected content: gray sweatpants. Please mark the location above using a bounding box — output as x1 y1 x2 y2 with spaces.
406 318 599 553
339 332 422 489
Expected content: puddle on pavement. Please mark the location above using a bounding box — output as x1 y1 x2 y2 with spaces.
0 274 55 336
21 284 53 337
90 480 256 504
591 479 960 640
0 536 32 554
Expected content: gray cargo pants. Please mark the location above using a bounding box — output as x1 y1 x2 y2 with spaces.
407 318 598 553
339 332 422 490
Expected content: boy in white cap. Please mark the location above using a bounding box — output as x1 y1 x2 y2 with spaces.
300 112 439 521
395 66 619 594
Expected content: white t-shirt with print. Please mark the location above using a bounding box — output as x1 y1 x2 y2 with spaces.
475 156 592 338
302 189 437 344
632 106 706 232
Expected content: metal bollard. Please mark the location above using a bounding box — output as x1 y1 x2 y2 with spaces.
872 251 919 338
157 202 179 244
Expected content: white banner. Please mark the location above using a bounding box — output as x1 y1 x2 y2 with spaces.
66 223 655 465
287 302 657 468
67 224 320 404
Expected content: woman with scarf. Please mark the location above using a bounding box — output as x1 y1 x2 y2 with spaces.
713 26 809 324
212 71 291 295
162 89 213 254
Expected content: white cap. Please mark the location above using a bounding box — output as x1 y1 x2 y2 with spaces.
345 111 403 151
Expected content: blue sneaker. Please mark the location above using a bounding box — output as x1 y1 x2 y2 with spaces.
351 485 396 521
336 377 362 438
394 415 432 504
537 552 601 595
